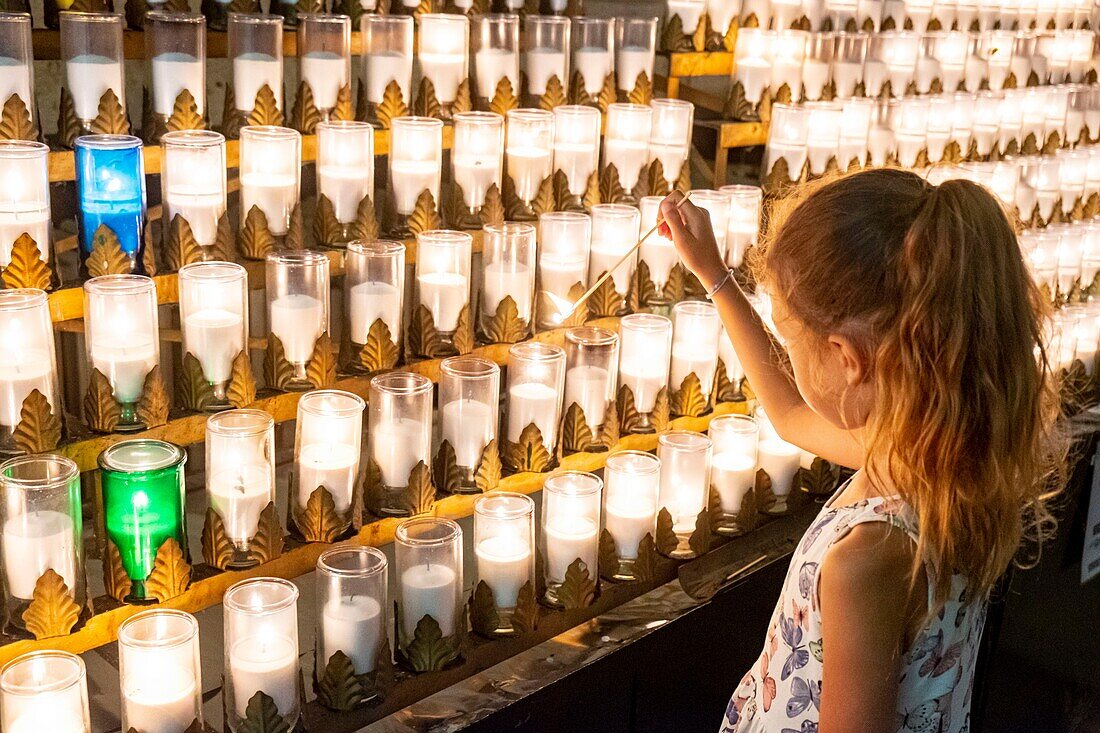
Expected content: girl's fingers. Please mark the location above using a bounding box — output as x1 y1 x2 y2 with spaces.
660 192 688 239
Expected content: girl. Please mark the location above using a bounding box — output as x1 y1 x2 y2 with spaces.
658 169 1061 733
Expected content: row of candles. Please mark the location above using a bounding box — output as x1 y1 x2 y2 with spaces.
731 27 1098 108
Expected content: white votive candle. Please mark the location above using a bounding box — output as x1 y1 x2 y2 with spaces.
475 535 531 608
233 52 282 111
66 54 123 120
229 634 298 718
544 516 598 581
269 293 324 364
321 595 382 674
442 398 495 468
349 281 401 343
182 309 244 384
91 337 157 404
298 443 358 513
208 465 272 544
506 381 559 443
758 438 802 496
400 562 457 638
712 452 756 513
372 417 426 486
1 510 77 600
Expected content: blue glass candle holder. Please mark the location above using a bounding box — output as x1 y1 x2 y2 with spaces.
74 135 147 269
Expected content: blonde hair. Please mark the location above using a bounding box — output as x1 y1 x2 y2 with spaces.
756 168 1063 609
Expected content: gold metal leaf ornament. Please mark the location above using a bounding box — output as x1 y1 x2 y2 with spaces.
376 80 408 129
671 371 709 417
250 502 284 564
469 580 500 637
239 206 275 260
626 71 653 105
264 334 296 391
451 78 473 114
166 89 205 132
104 539 132 602
23 569 80 639
177 352 215 412
136 365 170 427
201 507 234 570
91 88 130 135
560 402 594 454
489 76 518 116
403 461 437 515
247 84 284 127
332 83 354 121
482 295 529 343
433 439 463 494
412 77 442 119
452 304 475 355
226 350 257 408
144 537 190 602
599 163 626 204
57 87 82 149
401 614 460 672
297 486 343 543
238 692 289 733
408 189 441 235
12 390 60 454
317 650 371 711
558 558 597 610
306 332 337 389
84 369 121 433
165 214 203 271
504 423 552 472
313 194 342 246
86 225 132 276
0 93 36 141
474 439 501 491
291 81 321 134
538 75 567 110
358 319 400 372
2 233 51 290
480 183 505 227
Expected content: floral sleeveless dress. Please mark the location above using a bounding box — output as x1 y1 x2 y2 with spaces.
721 488 986 733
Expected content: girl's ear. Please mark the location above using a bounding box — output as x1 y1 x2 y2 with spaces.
827 334 870 387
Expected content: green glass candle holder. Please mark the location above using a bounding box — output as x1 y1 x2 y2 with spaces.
98 440 187 602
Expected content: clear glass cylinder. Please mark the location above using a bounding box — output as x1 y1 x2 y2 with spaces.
178 261 247 402
297 14 351 114
771 30 808 102
671 300 721 400
239 126 300 236
0 14 34 127
369 372 433 513
720 184 763 268
505 108 554 205
805 100 842 176
524 15 570 97
563 326 619 436
925 94 953 163
979 29 1014 90
228 13 284 113
83 275 159 422
588 203 640 297
603 450 660 580
294 390 363 533
764 103 809 181
541 470 601 605
416 229 472 336
614 16 657 91
689 189 732 261
668 0 707 33
803 32 835 101
505 341 565 450
161 130 226 249
452 111 504 210
395 517 463 644
390 116 443 216
857 0 884 30
316 547 387 678
552 105 600 197
361 15 414 106
903 0 934 31
0 455 83 623
205 409 274 566
0 140 48 269
481 222 535 333
571 17 614 97
317 121 374 226
833 31 868 99
118 610 202 733
649 98 694 185
417 14 469 105
537 211 590 328
863 32 890 96
145 12 206 120
0 290 58 440
603 103 652 192
440 356 500 486
223 578 300 730
60 12 124 122
618 312 672 426
472 14 519 100
839 97 876 168
709 414 759 532
733 28 774 105
657 430 712 558
708 0 739 34
265 250 329 385
880 30 921 94
74 135 146 262
635 199 677 296
98 440 187 601
888 96 929 168
473 492 534 632
0 651 90 733
345 240 405 347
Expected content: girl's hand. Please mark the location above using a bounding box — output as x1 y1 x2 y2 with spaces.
659 190 728 291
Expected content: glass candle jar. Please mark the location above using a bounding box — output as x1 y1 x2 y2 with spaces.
505 108 554 206
440 356 500 488
417 14 469 105
618 313 672 428
345 240 405 348
294 390 364 532
764 103 809 182
668 0 707 33
0 14 34 127
803 32 835 102
524 15 570 99
178 261 248 403
0 651 90 733
228 13 284 113
472 14 519 100
416 229 472 337
881 30 921 95
708 0 739 36
361 15 414 107
395 517 463 646
805 101 843 176
74 135 146 264
537 211 590 328
390 116 443 217
903 0 934 31
671 300 722 400
206 410 275 568
161 130 226 249
0 141 50 268
474 492 534 633
0 290 58 442
60 11 124 124
99 440 187 601
771 30 808 102
689 189 733 260
369 372 433 514
733 28 773 106
505 341 566 453
316 547 387 679
223 578 301 730
614 16 657 92
603 450 660 580
839 97 874 169
297 14 351 117
239 126 301 236
657 430 712 558
571 17 614 97
603 103 652 192
563 326 619 437
552 105 600 197
145 12 205 121
856 0 884 29
649 98 694 185
888 96 928 168
481 222 536 334
452 111 504 211
265 250 330 387
118 610 202 733
316 121 373 231
721 184 763 268
541 470 602 605
832 32 867 99
709 415 759 532
588 203 640 297
0 455 83 624
83 275 159 427
637 197 678 290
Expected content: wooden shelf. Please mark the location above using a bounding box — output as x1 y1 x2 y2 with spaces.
666 51 734 79
31 28 364 60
